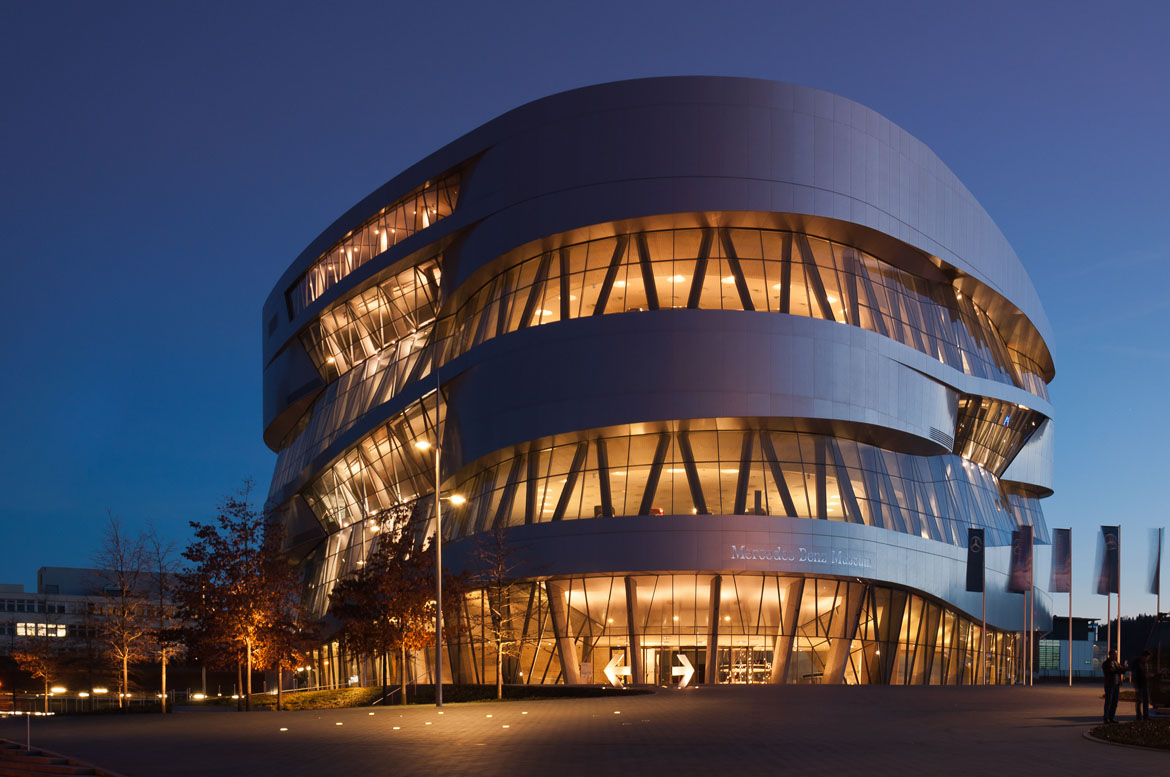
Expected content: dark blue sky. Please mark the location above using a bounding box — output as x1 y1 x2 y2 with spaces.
2 1 1167 619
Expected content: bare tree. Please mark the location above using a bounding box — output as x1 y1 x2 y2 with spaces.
146 524 182 713
93 512 149 711
473 523 523 699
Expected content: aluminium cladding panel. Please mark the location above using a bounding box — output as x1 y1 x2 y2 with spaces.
441 77 1051 344
1001 418 1055 493
263 303 1053 507
262 339 326 446
261 77 1051 363
442 514 1052 633
443 310 957 471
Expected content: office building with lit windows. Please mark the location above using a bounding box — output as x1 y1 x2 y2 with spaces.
263 77 1054 687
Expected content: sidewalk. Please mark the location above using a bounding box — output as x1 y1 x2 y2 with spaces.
0 685 1161 776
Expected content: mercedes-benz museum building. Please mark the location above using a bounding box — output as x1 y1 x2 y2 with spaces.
263 77 1054 688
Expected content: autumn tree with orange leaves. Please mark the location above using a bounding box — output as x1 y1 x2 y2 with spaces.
175 482 305 711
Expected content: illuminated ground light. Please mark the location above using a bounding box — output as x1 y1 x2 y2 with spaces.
280 728 288 732
502 725 510 728
393 727 400 730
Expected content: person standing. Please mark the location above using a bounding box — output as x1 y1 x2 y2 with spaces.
1102 648 1126 724
1132 649 1152 721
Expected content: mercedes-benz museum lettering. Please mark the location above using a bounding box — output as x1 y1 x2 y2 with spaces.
262 77 1055 687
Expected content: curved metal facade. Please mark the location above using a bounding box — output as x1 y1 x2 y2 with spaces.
263 77 1054 686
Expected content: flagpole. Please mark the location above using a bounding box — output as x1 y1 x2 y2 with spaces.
1028 586 1034 686
1029 529 1034 686
1067 585 1072 686
981 588 986 685
1115 525 1121 657
1106 593 1111 660
1021 592 1026 685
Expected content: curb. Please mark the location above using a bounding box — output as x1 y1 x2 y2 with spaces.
1081 730 1170 753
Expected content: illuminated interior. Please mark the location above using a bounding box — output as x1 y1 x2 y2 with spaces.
287 173 459 316
449 573 1020 686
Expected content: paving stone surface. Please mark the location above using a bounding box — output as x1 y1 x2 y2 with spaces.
0 685 1163 776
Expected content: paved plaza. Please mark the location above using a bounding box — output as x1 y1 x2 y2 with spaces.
1 685 1163 776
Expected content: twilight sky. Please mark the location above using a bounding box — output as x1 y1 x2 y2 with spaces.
2 0 1167 621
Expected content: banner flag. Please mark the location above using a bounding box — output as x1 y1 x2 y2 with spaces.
1096 525 1120 595
1008 526 1033 593
1152 527 1163 596
966 528 985 593
1049 528 1071 593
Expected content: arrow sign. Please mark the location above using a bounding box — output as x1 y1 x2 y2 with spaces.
672 653 694 688
604 654 632 687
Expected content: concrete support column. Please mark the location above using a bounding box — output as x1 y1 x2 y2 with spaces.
624 576 643 685
704 575 722 684
546 581 582 685
770 577 805 684
824 582 865 684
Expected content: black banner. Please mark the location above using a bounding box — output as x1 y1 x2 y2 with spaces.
1097 525 1120 595
1008 526 1033 593
966 528 985 592
1049 528 1071 593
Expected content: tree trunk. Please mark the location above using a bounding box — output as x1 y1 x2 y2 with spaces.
160 652 167 714
400 644 407 705
245 640 253 711
497 640 503 700
122 654 129 713
43 678 49 714
382 651 389 705
277 668 283 711
237 662 243 711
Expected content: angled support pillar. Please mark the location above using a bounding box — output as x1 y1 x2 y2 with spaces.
624 576 643 685
546 581 582 685
705 575 722 684
879 592 907 684
911 603 943 685
824 583 866 684
770 577 805 684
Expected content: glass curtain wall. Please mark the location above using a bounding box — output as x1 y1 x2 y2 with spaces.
276 223 1052 479
288 173 460 316
443 421 1044 547
441 227 1049 400
450 573 1019 686
289 225 1051 423
299 391 442 534
954 396 1044 475
300 257 441 383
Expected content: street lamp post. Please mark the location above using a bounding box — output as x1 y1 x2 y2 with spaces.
415 375 465 708
432 433 443 708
